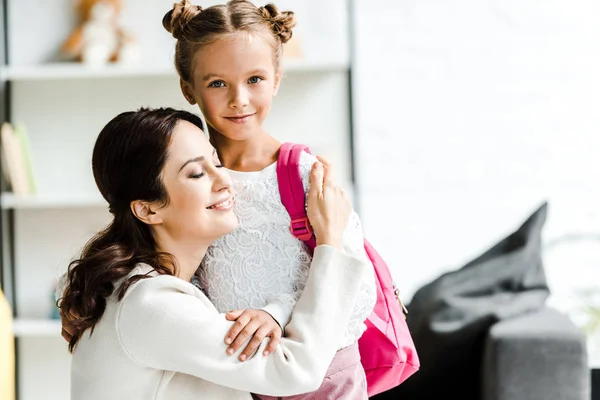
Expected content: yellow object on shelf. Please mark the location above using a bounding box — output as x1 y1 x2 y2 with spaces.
0 289 15 400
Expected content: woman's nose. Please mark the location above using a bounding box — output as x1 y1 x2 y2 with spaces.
212 167 232 193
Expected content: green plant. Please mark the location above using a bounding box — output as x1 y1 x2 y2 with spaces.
576 288 600 338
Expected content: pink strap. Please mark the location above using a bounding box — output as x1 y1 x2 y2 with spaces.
276 143 317 250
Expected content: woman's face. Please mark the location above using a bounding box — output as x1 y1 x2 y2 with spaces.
184 31 281 140
156 120 238 243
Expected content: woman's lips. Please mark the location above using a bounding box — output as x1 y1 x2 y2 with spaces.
207 197 233 211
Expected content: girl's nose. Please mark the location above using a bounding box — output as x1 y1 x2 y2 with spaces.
229 85 249 109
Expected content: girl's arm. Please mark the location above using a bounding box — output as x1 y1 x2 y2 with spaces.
254 211 375 332
117 245 367 396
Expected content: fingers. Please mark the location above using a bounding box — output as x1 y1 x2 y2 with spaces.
227 318 260 357
224 310 251 346
239 326 272 361
224 309 282 361
308 161 324 198
315 155 330 166
225 309 244 321
264 329 281 356
316 156 333 186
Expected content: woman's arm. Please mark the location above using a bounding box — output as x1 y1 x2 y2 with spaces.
117 245 367 396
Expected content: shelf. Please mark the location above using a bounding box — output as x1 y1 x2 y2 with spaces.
1 59 349 81
1 63 176 81
1 192 107 209
13 318 62 338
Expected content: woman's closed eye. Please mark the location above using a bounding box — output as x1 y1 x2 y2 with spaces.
189 171 205 179
190 162 224 178
214 158 225 169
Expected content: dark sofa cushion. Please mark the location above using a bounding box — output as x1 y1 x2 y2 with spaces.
373 202 550 400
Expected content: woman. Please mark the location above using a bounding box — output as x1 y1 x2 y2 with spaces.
59 107 369 399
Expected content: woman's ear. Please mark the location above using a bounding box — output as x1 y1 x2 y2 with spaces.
180 78 197 105
130 200 163 225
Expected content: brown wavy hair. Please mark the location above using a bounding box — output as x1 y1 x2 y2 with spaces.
162 0 296 83
58 107 205 352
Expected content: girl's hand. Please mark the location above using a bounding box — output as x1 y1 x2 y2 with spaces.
224 309 282 361
307 157 351 250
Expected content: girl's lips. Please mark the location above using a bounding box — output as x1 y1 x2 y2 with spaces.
224 113 255 124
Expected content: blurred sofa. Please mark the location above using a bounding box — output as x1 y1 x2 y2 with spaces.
373 203 590 400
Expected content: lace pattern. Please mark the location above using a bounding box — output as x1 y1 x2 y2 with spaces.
200 152 376 349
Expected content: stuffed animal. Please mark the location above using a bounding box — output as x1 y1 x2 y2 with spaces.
61 0 140 65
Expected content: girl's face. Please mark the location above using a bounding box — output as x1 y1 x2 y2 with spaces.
184 32 281 141
155 120 238 243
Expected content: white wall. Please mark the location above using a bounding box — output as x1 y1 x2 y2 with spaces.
352 0 600 301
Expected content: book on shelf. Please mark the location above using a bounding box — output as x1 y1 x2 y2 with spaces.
0 288 15 400
1 122 36 196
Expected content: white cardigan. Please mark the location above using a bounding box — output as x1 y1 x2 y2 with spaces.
70 245 368 400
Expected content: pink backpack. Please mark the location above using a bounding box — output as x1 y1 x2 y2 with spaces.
276 142 420 397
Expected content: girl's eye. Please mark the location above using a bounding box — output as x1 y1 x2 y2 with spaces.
209 80 226 88
189 172 205 179
215 164 225 169
248 76 263 84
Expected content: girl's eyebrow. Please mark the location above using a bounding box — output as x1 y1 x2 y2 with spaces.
202 69 269 81
249 68 269 76
202 73 221 82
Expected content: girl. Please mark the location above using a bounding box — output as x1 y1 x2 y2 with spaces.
162 1 376 398
60 107 370 399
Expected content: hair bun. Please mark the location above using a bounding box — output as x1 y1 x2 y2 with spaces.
259 3 296 44
162 0 203 40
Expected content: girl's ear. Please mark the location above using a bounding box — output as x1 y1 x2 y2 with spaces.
273 68 282 97
180 79 197 105
130 200 163 225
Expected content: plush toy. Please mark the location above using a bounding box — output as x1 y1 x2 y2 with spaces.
61 0 140 65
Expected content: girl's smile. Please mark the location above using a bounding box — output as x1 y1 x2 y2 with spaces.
224 112 257 124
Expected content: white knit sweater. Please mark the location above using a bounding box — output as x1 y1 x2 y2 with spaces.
200 152 376 349
70 246 369 400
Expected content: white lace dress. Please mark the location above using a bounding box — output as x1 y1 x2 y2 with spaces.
199 152 376 349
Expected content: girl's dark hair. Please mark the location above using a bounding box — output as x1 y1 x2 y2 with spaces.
58 107 205 352
162 0 296 83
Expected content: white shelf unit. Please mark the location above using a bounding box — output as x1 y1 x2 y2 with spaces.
13 319 62 338
1 193 107 210
1 1 355 399
0 59 349 81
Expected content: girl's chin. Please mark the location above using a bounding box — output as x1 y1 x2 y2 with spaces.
211 123 256 141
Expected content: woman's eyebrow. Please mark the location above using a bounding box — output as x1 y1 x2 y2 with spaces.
178 150 216 172
179 156 205 172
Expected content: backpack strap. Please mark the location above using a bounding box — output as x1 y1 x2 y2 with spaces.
276 142 317 250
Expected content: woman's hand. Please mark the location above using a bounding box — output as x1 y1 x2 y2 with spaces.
307 157 351 250
224 309 282 361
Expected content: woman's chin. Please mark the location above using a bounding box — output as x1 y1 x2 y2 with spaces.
214 211 239 238
223 212 239 234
